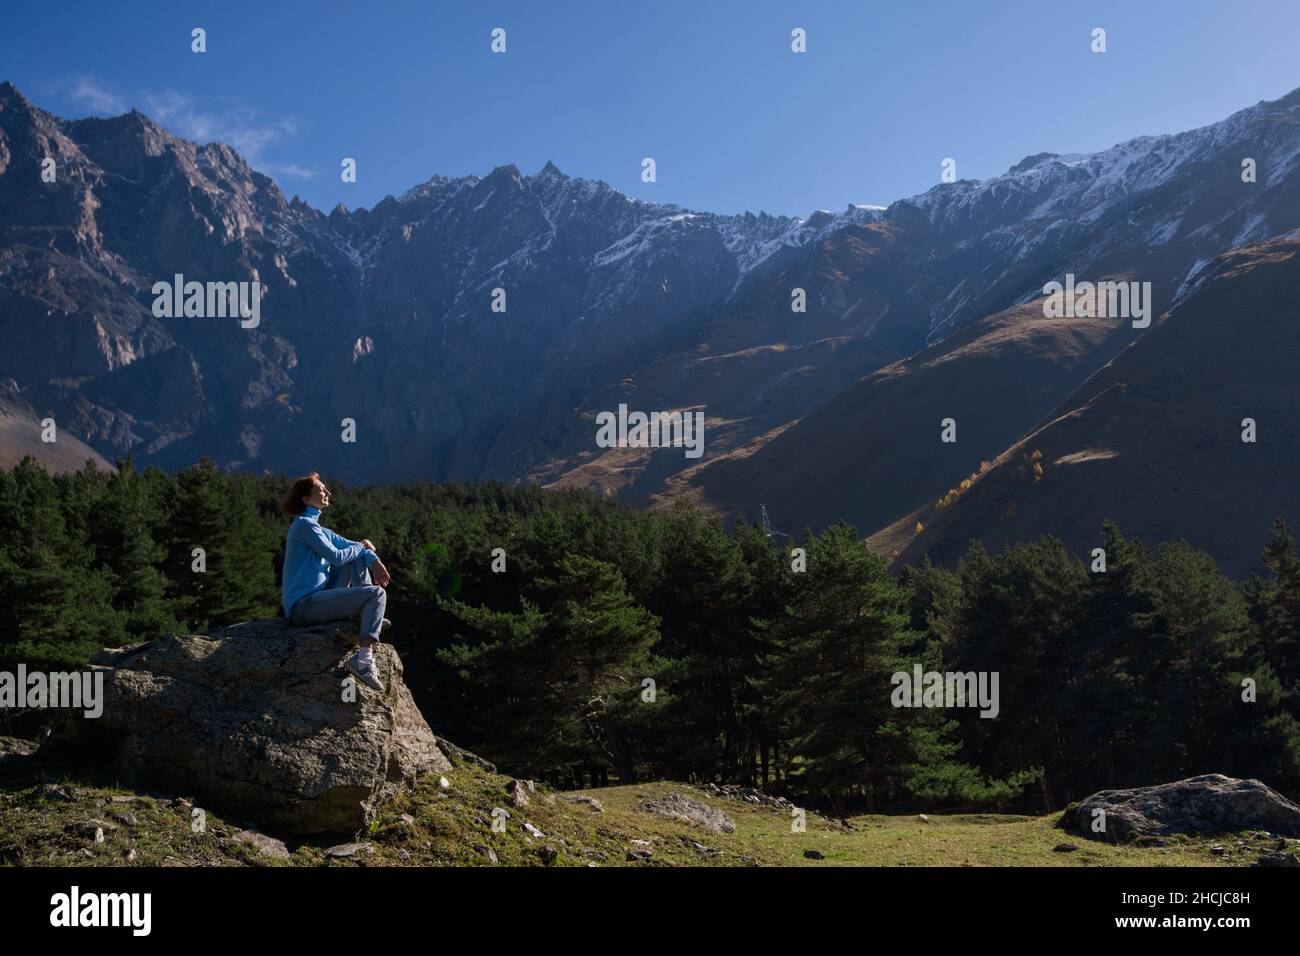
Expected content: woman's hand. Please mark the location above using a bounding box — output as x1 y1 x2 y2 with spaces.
361 538 375 552
371 558 392 588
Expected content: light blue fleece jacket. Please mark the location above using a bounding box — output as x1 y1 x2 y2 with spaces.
281 506 378 616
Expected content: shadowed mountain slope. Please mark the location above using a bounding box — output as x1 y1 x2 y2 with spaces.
885 235 1300 578
663 293 1141 537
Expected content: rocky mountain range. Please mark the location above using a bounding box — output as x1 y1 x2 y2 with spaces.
2 79 1299 574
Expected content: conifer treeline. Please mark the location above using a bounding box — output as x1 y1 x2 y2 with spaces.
2 456 1297 811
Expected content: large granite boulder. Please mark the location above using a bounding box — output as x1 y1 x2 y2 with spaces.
1068 774 1300 843
59 619 452 835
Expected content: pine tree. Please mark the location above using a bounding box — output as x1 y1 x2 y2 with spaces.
163 459 279 630
88 459 178 641
440 554 661 782
0 458 119 668
952 536 1088 806
732 514 791 787
762 523 917 813
1248 519 1300 705
1240 520 1300 792
644 501 762 781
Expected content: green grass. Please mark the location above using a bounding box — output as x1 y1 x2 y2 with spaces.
0 781 284 867
0 757 1283 867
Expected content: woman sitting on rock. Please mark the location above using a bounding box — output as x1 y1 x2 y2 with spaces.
280 472 392 692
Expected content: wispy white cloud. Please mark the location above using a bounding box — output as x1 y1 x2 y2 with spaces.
260 162 319 179
65 77 317 179
69 76 126 115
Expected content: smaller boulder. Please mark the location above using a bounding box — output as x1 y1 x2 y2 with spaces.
638 792 736 834
0 736 35 767
231 829 291 861
558 794 604 813
324 842 373 859
507 779 531 807
71 819 112 843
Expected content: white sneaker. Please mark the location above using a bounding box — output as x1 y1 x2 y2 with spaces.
345 652 384 692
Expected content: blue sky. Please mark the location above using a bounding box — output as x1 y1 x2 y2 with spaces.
3 0 1299 217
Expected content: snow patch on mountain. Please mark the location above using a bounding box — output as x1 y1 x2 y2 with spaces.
1231 213 1270 248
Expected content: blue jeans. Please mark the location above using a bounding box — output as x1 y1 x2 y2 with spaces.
289 557 386 645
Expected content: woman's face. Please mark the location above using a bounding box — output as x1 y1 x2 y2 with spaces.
305 479 331 510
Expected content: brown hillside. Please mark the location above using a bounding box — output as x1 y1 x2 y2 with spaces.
892 236 1300 577
665 293 1139 538
0 384 113 473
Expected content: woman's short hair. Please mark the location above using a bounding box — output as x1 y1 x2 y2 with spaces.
279 472 321 516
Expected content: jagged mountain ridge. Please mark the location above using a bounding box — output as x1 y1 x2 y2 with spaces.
522 86 1300 530
894 87 1300 341
1 80 1298 506
0 79 883 481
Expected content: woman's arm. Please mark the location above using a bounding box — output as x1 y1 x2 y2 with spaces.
323 524 367 552
293 519 373 567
